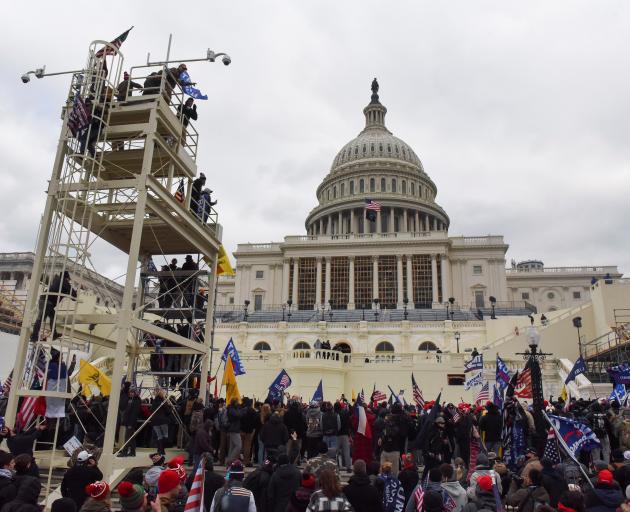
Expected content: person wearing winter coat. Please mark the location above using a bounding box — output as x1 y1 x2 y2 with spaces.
342 460 381 512
150 391 170 456
1 475 41 512
267 454 301 512
61 452 104 510
584 469 624 512
440 463 468 512
244 459 273 512
119 387 142 457
461 476 498 512
306 468 353 512
506 469 550 512
397 454 419 505
79 481 111 512
478 403 502 454
260 413 289 460
350 404 376 464
467 453 502 499
0 451 16 511
305 403 323 459
287 472 317 512
539 458 568 508
226 398 246 463
284 400 307 463
240 398 260 467
192 420 213 470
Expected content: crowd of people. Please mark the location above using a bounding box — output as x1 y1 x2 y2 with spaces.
0 388 628 511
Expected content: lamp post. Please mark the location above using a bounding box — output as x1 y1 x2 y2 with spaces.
282 303 286 322
373 298 379 322
515 317 552 454
572 316 583 357
445 301 450 321
403 297 409 320
243 300 250 321
454 331 461 354
489 296 497 320
286 299 292 322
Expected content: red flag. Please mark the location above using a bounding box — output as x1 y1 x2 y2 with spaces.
514 367 533 399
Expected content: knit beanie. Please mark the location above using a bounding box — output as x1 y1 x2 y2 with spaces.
85 481 109 501
118 481 145 510
158 469 181 494
51 498 77 512
477 475 493 492
167 456 187 482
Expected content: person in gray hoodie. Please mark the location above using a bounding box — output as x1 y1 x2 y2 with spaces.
441 463 468 512
305 402 323 458
467 452 502 499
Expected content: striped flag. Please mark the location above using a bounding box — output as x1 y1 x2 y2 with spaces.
412 482 424 512
174 179 185 203
514 367 533 399
67 93 92 137
371 385 386 405
365 199 381 222
358 389 365 403
443 492 457 512
543 428 561 464
17 349 48 430
475 382 490 405
355 389 372 438
411 373 425 408
95 27 133 58
184 458 205 512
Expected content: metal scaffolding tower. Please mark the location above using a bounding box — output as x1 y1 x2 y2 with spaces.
5 39 223 479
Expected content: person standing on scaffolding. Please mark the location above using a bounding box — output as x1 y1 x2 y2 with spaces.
30 271 77 342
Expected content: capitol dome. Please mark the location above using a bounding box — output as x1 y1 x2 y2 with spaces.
305 79 449 236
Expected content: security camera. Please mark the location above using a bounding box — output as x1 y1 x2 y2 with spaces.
21 74 30 83
34 67 45 79
222 55 231 66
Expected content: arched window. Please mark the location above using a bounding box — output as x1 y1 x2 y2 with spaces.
370 178 375 192
381 177 386 191
350 181 354 195
333 186 337 198
327 189 331 200
411 182 415 195
392 178 397 193
254 342 271 351
293 341 311 350
375 341 395 352
340 183 345 196
359 179 365 193
333 342 352 353
418 341 437 352
354 146 358 155
402 180 407 194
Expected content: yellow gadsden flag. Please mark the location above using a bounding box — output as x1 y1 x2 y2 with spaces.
216 245 235 276
221 355 241 404
77 360 112 397
559 385 568 402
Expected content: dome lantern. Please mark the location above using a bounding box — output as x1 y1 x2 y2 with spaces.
362 78 389 132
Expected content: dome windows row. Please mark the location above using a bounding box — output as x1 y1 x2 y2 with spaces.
323 175 432 203
333 139 420 169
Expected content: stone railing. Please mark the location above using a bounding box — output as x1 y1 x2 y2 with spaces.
283 231 448 244
506 265 619 275
235 243 283 253
450 236 505 246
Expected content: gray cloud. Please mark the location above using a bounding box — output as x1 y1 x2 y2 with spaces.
1 0 629 280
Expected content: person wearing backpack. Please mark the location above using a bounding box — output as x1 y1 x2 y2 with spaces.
305 402 323 459
321 402 340 457
244 458 274 512
209 460 256 512
506 468 550 512
589 403 612 463
379 414 402 477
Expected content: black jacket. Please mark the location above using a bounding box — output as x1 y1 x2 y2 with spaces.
343 473 381 512
122 396 142 427
60 464 103 510
261 414 289 448
0 478 16 511
7 431 41 458
244 467 273 512
150 396 169 427
540 467 568 507
584 483 624 512
283 405 307 439
226 404 245 433
0 475 40 512
479 409 502 442
193 421 213 455
398 467 419 504
267 463 301 512
240 407 260 435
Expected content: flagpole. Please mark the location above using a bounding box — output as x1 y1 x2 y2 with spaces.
542 411 594 490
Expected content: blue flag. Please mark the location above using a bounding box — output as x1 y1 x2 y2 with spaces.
609 383 627 405
380 474 405 512
179 70 208 100
464 354 483 373
311 380 323 403
607 363 630 385
387 385 403 404
547 414 601 457
496 355 511 389
221 338 246 376
464 371 483 390
267 369 292 401
564 356 587 384
493 383 504 410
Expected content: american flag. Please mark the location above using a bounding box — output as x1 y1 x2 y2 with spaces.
174 179 185 203
184 458 205 512
371 385 386 404
16 349 48 430
443 491 457 512
364 199 381 211
413 481 424 511
95 27 133 58
411 373 425 408
514 367 533 399
543 428 561 464
448 404 461 423
475 382 490 405
67 93 92 137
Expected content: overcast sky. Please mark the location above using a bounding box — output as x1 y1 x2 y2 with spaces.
1 1 629 281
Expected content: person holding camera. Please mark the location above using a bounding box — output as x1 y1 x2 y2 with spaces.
60 450 103 510
506 468 550 512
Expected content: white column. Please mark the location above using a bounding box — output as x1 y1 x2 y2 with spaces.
396 255 404 307
324 256 331 305
292 259 299 304
372 256 379 299
415 211 420 232
350 209 355 234
326 215 331 235
376 210 382 233
424 214 430 231
433 217 438 231
338 211 343 234
315 257 322 309
406 255 414 307
282 259 290 303
441 255 451 301
431 254 438 306
318 218 323 235
403 209 408 232
348 256 355 309
389 207 395 233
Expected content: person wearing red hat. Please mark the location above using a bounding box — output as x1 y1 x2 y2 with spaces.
584 469 624 512
81 481 111 512
156 469 182 512
465 474 498 511
115 71 142 102
164 457 188 511
286 471 317 512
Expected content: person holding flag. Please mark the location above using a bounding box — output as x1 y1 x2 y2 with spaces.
351 390 375 464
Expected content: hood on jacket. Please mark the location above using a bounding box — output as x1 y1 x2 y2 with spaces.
442 481 466 498
15 476 41 504
591 485 624 508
